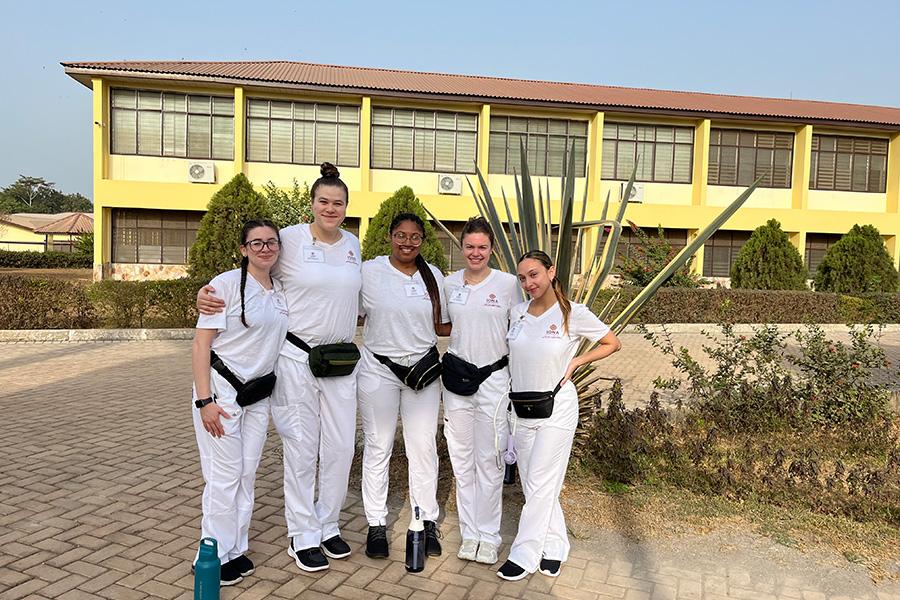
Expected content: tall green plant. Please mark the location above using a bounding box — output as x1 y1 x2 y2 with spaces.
731 218 807 290
814 224 899 293
361 186 448 271
262 179 314 229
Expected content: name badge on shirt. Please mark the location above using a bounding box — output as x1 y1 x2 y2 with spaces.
303 245 325 263
449 286 470 305
507 320 524 341
405 283 426 298
273 295 288 314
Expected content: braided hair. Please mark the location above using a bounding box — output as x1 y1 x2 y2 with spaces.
390 213 442 328
518 250 572 334
239 218 280 328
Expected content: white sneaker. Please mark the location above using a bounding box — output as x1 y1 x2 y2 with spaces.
457 539 478 561
475 541 499 565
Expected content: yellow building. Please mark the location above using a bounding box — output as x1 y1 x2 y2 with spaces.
0 212 92 252
62 60 900 281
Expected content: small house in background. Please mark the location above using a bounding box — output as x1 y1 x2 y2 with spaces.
0 212 93 252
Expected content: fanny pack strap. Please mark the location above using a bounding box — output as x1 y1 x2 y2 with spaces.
285 332 312 353
483 355 509 374
210 350 244 392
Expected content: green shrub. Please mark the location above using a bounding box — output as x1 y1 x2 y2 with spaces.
361 186 448 271
620 222 704 288
731 219 807 290
188 173 272 283
815 225 899 293
0 274 95 329
262 179 314 230
74 232 94 259
147 278 201 327
87 278 201 328
0 249 92 268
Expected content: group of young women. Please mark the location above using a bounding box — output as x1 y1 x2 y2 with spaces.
190 163 621 586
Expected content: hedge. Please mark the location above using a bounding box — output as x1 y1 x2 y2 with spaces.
0 275 95 329
0 249 92 268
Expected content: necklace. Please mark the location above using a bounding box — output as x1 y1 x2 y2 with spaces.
463 267 491 286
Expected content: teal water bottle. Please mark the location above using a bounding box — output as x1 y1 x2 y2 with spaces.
194 537 220 600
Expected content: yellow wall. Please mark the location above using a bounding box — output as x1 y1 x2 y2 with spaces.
245 163 361 191
807 190 887 213
0 222 46 251
108 155 235 184
707 185 792 210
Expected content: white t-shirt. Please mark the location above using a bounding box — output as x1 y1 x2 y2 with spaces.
196 268 290 383
507 301 610 393
444 269 521 367
360 255 449 364
274 224 362 361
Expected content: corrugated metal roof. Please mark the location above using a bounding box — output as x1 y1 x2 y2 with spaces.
33 212 93 234
1 213 76 231
62 60 900 127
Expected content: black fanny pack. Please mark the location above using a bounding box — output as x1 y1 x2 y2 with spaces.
373 346 441 391
210 350 277 407
509 382 562 419
441 353 509 396
286 332 360 377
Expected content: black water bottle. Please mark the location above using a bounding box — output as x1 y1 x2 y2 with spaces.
405 506 425 573
504 461 517 485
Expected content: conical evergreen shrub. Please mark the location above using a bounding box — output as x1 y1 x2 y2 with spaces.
361 186 448 271
814 224 899 293
731 219 807 290
188 173 272 282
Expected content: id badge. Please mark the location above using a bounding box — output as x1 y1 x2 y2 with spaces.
449 286 470 305
303 245 325 263
507 320 524 341
405 283 425 298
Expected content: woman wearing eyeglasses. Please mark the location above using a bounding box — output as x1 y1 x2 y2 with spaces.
197 164 362 573
357 212 450 560
192 219 288 586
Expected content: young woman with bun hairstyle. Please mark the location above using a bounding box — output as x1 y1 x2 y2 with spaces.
192 219 288 586
356 212 450 560
198 163 362 573
496 250 620 582
441 216 520 565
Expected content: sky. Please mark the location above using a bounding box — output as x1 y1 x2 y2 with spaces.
2 0 899 200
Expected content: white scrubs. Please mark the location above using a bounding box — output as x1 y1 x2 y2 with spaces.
505 301 610 573
442 269 520 546
193 269 289 563
269 224 362 550
357 255 449 525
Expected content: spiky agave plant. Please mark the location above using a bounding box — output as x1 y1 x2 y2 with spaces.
424 142 760 451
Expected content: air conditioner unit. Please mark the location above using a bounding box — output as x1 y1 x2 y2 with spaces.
438 174 462 195
188 161 216 184
620 182 644 202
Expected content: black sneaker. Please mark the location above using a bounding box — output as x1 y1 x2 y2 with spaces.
539 558 561 577
321 535 352 559
287 541 329 572
423 520 442 557
220 560 244 586
497 559 528 581
229 554 255 577
365 525 389 559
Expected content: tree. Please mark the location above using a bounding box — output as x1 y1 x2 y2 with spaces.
262 179 314 230
188 173 272 282
361 186 448 272
74 232 94 260
3 176 55 209
814 224 899 293
731 219 807 290
620 221 704 287
0 176 93 214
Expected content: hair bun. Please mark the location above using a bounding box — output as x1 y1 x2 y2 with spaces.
320 162 340 178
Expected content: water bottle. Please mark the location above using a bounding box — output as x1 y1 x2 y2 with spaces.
503 432 517 485
194 537 220 600
504 462 517 485
405 506 425 573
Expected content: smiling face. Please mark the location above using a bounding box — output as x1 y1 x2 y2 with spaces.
389 218 425 265
312 184 348 233
462 232 492 273
517 257 556 300
241 225 281 271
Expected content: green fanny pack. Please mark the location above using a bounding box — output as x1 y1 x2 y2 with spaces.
286 332 360 377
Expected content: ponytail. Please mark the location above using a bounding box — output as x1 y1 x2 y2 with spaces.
416 254 442 328
239 256 249 328
551 277 572 334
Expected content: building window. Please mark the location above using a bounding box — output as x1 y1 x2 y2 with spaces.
371 107 477 173
246 99 359 166
805 233 841 275
110 89 234 160
488 117 588 177
111 209 203 264
703 230 751 277
602 123 693 183
708 129 793 188
810 135 888 193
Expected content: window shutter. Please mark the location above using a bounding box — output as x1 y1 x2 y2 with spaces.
371 126 392 168
247 119 269 162
163 112 187 157
456 131 477 173
316 122 338 165
292 121 315 164
338 124 359 167
137 111 162 156
488 132 507 174
187 115 211 158
393 127 414 170
111 109 137 154
211 116 233 160
434 130 456 172
416 129 436 171
673 144 692 183
270 119 292 163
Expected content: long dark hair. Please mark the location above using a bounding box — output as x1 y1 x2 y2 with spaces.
460 216 494 247
390 212 441 327
239 218 280 328
311 162 349 204
518 249 572 334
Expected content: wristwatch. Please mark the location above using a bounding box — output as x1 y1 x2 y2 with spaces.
194 397 215 409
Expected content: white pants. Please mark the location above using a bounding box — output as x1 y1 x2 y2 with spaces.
443 368 509 546
506 386 577 573
193 382 269 563
271 355 357 549
357 347 441 525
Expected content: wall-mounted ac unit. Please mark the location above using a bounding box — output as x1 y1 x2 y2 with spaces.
438 174 462 195
620 182 644 202
188 161 216 184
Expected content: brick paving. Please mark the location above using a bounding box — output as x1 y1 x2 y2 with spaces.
1 335 899 599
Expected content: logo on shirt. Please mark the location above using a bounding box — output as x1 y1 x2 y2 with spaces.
543 323 562 338
346 250 358 264
484 293 501 308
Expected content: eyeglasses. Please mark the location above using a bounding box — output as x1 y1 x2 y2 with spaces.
392 232 423 245
245 238 280 252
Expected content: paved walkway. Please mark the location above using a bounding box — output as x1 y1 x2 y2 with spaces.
1 336 899 599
